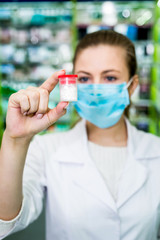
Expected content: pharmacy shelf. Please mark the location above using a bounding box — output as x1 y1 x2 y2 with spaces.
0 0 157 139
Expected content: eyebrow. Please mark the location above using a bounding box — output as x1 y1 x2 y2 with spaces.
76 70 121 75
76 71 90 75
102 70 121 74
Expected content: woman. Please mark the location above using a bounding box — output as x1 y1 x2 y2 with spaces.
0 30 160 240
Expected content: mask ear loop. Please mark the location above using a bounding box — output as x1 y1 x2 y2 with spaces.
126 78 133 89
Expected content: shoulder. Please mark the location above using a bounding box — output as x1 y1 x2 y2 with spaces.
131 123 160 145
127 120 160 159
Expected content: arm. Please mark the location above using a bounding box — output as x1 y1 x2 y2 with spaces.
0 69 68 222
0 132 30 221
0 135 46 239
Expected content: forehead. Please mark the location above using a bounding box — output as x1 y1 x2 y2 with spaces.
74 45 128 73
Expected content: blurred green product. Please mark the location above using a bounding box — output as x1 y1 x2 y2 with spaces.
153 44 160 63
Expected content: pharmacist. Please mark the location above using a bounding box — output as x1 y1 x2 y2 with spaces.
1 30 160 240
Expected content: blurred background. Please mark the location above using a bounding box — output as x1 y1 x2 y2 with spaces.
0 0 160 239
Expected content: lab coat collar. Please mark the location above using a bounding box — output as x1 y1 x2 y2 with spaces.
58 118 160 163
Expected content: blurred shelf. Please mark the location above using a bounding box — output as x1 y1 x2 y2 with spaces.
0 0 156 134
132 99 152 107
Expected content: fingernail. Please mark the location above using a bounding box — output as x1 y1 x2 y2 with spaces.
61 69 66 74
37 114 43 119
64 103 69 109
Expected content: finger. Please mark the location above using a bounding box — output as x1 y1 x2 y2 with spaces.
46 102 69 127
55 102 69 115
36 88 49 114
25 89 40 114
40 69 65 93
9 92 30 114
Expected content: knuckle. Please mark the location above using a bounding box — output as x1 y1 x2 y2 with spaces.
9 92 22 102
27 86 36 91
21 94 28 101
53 107 58 116
29 91 39 101
18 89 25 94
33 91 40 100
40 88 48 96
54 107 65 117
9 93 15 101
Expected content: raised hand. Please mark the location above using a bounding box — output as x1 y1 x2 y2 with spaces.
6 69 68 140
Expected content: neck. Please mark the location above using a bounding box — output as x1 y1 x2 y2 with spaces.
86 116 128 147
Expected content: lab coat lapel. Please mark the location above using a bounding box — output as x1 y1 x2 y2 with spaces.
74 120 117 212
116 153 148 209
117 119 148 209
73 155 117 212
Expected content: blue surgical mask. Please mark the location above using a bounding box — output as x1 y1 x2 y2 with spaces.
72 80 132 128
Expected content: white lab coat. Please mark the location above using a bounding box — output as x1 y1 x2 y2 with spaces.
1 118 160 240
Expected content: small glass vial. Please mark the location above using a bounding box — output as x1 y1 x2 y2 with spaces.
58 74 78 101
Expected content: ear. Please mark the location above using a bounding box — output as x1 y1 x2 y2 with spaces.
128 75 139 97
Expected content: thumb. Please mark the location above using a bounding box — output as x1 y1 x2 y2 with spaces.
46 102 69 127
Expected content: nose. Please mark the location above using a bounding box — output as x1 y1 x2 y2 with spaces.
93 75 101 84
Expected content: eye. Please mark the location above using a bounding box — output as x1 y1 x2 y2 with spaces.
78 77 89 83
105 76 117 82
